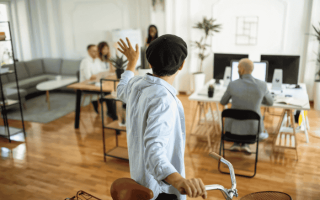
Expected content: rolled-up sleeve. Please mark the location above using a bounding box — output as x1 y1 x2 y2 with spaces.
144 99 178 182
117 70 134 103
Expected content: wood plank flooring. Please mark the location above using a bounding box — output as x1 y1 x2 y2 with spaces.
0 94 320 200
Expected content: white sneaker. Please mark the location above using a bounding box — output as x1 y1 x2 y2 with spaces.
241 144 252 154
259 132 269 141
230 143 241 151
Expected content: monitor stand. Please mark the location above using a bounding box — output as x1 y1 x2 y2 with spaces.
271 69 283 91
223 66 231 87
215 79 220 84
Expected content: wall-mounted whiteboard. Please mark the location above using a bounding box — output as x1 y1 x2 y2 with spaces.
111 29 142 68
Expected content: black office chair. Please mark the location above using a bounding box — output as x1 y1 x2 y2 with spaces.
218 109 261 178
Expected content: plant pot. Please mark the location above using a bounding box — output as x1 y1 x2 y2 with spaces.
138 68 152 76
116 69 125 79
314 81 320 110
193 72 206 92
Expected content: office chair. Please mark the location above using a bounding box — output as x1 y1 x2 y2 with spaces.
110 178 154 200
218 109 261 178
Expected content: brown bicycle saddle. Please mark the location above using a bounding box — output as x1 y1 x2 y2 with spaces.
110 178 154 200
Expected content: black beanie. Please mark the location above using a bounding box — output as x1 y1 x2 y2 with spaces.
146 34 188 76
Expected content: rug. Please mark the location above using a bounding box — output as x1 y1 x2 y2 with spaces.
6 92 91 123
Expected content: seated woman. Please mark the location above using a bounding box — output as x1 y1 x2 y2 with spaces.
97 41 115 72
92 41 117 120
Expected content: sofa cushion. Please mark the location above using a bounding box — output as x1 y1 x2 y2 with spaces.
25 75 56 88
4 79 31 90
6 62 29 81
61 59 81 76
0 74 9 84
43 58 62 74
25 59 44 76
6 88 28 100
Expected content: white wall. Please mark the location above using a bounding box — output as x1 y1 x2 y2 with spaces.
8 0 319 98
157 0 317 98
10 0 151 61
303 0 320 100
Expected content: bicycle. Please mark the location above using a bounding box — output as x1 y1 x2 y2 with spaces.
66 152 292 200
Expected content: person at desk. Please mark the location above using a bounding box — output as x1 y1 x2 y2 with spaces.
220 58 273 153
79 44 99 82
97 41 115 72
79 44 117 120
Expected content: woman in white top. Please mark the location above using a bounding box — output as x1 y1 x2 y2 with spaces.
95 41 117 120
97 41 114 72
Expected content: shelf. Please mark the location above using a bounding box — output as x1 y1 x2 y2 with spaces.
105 146 129 160
0 99 19 107
104 120 126 131
0 21 26 143
0 70 14 75
0 126 23 137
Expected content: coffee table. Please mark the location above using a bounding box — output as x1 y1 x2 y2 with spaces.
36 77 78 110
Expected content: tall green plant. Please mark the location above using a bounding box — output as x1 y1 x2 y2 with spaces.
316 52 320 81
312 22 320 42
193 17 222 72
313 22 320 81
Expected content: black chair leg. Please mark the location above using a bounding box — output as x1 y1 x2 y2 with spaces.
218 141 259 178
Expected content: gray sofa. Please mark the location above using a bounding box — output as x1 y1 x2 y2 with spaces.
1 58 81 104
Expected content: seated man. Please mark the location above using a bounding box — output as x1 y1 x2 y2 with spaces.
220 58 273 153
79 44 117 120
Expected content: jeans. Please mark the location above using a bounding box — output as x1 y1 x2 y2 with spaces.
91 92 117 119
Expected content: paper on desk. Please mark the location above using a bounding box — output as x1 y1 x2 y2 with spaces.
274 97 308 107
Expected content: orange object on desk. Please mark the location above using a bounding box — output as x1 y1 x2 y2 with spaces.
0 32 6 40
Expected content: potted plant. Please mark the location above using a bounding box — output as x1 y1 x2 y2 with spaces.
110 55 128 79
192 17 221 91
312 23 320 110
314 51 320 110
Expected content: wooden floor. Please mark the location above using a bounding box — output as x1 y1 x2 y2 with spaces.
0 94 320 200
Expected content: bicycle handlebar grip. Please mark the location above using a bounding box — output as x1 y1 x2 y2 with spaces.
209 152 222 161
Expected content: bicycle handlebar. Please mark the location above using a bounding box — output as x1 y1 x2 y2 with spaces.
206 152 238 200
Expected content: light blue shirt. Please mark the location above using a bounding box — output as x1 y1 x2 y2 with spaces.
117 70 186 200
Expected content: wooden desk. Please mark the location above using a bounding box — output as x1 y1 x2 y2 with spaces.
67 75 118 129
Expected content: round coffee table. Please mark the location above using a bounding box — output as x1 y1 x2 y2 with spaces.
36 77 78 110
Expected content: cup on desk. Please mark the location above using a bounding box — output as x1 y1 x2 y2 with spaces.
208 84 214 98
56 75 62 81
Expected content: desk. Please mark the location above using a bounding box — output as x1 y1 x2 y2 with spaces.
189 80 310 156
67 75 118 129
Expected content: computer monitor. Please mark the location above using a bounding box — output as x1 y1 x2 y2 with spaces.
260 55 300 84
231 60 268 82
213 53 249 80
